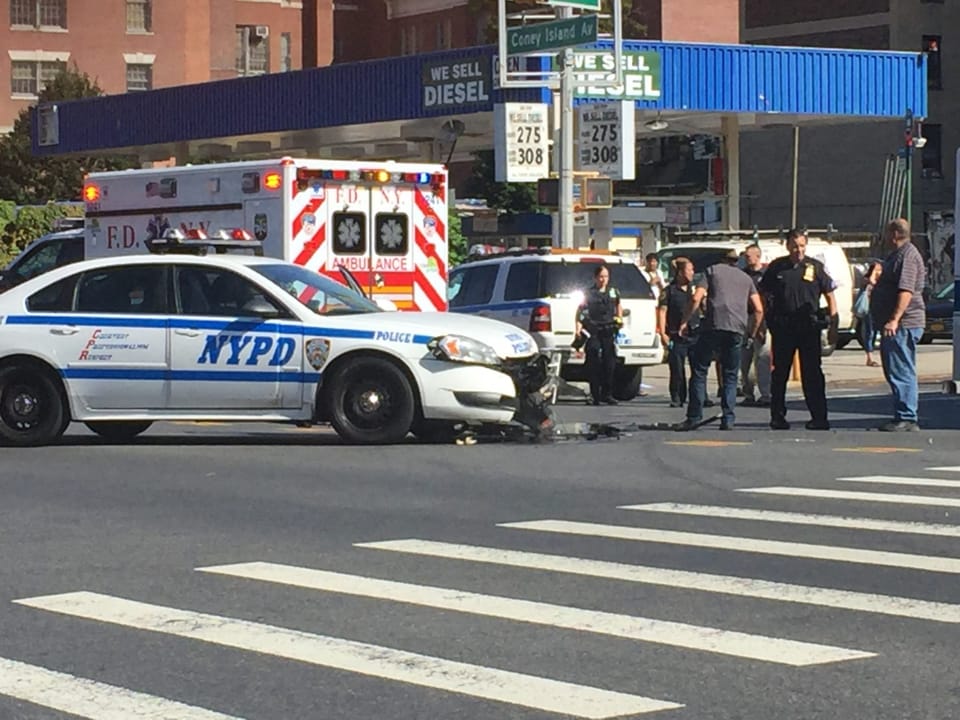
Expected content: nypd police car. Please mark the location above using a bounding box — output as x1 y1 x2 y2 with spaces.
0 253 545 446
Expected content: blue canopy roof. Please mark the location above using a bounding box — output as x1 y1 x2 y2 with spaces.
32 39 926 157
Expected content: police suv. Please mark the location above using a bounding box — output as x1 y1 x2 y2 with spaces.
0 236 547 446
448 249 662 401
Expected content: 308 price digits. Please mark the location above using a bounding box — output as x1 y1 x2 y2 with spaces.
515 124 544 166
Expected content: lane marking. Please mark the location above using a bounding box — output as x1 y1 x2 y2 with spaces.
833 448 922 454
356 539 960 623
198 562 872 667
837 475 960 489
928 467 960 472
620 503 960 538
13 592 679 719
498 520 960 575
663 440 752 447
0 656 244 720
739 486 960 508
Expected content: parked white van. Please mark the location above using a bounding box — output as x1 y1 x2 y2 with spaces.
657 237 855 354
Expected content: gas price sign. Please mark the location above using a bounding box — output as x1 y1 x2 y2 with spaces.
576 101 635 180
494 103 550 182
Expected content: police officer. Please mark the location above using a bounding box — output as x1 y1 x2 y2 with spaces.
759 229 838 430
575 264 622 405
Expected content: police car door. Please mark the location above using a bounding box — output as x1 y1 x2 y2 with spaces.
50 264 169 410
168 265 291 409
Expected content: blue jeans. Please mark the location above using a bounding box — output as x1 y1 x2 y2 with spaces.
880 327 922 422
688 329 742 425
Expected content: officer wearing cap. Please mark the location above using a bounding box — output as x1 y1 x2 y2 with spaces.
759 229 838 430
574 264 623 405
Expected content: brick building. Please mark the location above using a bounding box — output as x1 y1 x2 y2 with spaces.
2 0 333 134
740 0 956 232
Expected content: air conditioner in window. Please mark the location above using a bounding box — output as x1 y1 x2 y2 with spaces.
253 25 269 39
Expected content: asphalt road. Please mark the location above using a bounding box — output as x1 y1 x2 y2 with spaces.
1 386 960 720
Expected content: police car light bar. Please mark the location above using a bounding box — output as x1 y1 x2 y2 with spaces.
147 227 264 256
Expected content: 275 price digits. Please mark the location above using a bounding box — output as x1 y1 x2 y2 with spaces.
516 125 542 144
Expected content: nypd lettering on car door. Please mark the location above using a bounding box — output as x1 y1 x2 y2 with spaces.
196 334 297 366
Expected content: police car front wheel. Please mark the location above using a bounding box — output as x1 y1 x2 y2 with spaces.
326 356 416 445
0 366 66 447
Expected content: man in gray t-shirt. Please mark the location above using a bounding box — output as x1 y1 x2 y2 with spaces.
675 250 764 431
872 218 927 431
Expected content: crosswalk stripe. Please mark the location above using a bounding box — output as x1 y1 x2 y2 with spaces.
498 519 960 575
356 539 960 623
738 486 960 508
620 503 960 538
13 591 680 719
837 475 960 489
0 656 244 720
198 562 872 667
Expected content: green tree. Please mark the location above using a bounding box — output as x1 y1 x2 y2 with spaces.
463 150 540 215
447 207 468 267
0 65 136 205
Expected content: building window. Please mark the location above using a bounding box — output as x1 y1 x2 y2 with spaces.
280 32 292 72
923 35 941 90
921 123 942 179
126 63 152 92
11 60 65 96
10 0 67 28
126 0 151 32
436 21 447 50
235 26 270 76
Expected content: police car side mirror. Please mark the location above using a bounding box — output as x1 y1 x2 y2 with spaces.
241 297 280 319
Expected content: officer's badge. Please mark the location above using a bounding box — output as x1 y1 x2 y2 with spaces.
305 338 331 370
802 263 816 282
608 288 618 299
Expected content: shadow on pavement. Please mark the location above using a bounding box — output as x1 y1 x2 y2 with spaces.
791 391 960 431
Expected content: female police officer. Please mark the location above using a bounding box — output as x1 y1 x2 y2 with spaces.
574 264 623 405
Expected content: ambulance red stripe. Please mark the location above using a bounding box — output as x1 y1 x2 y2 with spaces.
292 198 324 240
293 223 326 267
414 227 447 281
414 266 447 312
414 188 447 237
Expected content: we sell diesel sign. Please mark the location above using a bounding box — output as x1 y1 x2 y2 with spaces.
422 57 491 110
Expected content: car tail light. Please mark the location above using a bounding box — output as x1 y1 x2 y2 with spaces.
529 305 551 333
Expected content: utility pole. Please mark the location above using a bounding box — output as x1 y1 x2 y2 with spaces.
904 108 914 225
558 37 575 249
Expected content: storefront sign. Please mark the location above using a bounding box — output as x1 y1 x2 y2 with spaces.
422 57 492 110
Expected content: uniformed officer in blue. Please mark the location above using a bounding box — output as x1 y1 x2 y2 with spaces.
759 229 838 430
574 264 623 405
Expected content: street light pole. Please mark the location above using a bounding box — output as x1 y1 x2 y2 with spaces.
558 15 575 249
904 108 914 225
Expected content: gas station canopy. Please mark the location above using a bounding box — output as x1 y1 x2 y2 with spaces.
32 39 927 163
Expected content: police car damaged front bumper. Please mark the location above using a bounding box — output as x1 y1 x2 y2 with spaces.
430 353 554 432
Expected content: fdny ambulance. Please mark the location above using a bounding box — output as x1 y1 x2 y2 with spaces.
81 158 449 312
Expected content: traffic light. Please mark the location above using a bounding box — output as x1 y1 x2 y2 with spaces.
581 177 613 209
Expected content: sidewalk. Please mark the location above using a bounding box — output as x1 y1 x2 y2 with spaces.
638 341 954 395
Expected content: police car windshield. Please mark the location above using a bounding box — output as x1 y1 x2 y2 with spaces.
543 263 652 299
252 263 381 315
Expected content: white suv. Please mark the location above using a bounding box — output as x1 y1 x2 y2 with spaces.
447 249 663 400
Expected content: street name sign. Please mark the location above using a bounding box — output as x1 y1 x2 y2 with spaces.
547 0 601 10
507 15 598 55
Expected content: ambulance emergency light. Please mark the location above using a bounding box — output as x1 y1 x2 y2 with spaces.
82 184 101 202
296 168 438 186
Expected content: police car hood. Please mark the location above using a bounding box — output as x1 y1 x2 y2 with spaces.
349 312 537 359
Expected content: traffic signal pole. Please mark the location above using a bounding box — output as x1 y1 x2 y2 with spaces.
558 10 576 249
